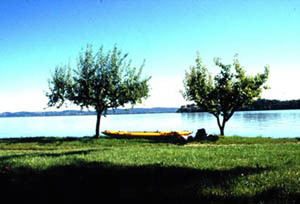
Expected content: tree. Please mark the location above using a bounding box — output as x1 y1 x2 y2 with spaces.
182 53 269 136
46 45 151 138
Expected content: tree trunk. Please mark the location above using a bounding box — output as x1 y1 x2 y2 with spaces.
220 125 225 136
220 116 226 136
95 111 102 138
216 115 226 136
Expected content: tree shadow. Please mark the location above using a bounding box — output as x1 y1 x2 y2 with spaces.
1 160 298 203
0 136 170 146
0 136 81 145
0 149 100 163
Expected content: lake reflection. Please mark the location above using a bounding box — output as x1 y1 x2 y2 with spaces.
225 110 300 137
0 110 299 138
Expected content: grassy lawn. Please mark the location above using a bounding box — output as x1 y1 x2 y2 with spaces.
0 136 299 203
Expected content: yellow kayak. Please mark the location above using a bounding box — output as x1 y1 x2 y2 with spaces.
102 130 192 138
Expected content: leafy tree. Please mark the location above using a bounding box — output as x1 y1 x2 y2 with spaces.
46 45 151 138
182 53 269 136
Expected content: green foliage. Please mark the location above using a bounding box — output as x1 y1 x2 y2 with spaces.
46 45 151 137
182 53 269 135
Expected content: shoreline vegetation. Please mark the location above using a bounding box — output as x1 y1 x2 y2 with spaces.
0 136 299 203
177 98 300 113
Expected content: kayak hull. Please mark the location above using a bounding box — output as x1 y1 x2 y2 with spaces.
102 130 192 139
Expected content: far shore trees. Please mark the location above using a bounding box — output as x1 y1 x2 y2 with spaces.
46 44 151 138
182 53 269 136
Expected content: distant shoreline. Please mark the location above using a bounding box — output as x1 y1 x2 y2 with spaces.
1 101 300 118
0 107 178 118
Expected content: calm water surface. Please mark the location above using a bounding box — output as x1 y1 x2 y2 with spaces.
0 110 299 138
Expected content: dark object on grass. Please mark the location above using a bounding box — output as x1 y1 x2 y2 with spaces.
207 135 219 141
187 136 194 142
195 128 207 140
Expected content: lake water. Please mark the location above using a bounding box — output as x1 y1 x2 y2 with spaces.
0 109 300 138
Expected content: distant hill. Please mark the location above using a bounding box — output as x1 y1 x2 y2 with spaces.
0 107 178 118
177 99 300 113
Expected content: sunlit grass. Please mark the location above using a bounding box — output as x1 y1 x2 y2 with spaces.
0 136 299 203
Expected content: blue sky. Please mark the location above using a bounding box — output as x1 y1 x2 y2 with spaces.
0 0 299 112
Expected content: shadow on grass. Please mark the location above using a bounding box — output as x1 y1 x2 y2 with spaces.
0 149 100 162
0 136 83 146
0 161 299 203
0 136 175 146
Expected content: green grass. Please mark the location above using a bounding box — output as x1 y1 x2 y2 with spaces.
0 136 299 203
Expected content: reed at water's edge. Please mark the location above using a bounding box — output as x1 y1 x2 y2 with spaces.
0 136 299 203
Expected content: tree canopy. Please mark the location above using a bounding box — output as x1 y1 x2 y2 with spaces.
182 53 269 135
46 44 151 137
